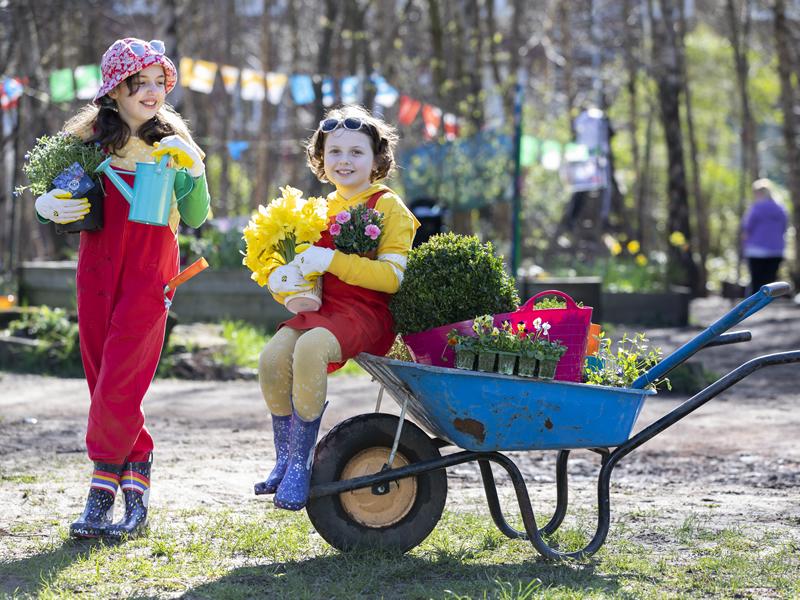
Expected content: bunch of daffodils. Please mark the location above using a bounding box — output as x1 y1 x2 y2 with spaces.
243 186 328 287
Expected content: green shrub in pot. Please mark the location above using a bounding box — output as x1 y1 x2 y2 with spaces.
390 233 519 336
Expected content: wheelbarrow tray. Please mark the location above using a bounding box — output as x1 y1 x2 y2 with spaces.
357 354 654 452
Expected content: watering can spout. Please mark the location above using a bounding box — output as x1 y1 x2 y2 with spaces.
95 156 133 203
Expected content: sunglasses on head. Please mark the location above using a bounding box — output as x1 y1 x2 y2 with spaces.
319 117 373 134
125 39 166 57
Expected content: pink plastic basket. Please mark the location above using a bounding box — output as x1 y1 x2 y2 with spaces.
402 289 593 382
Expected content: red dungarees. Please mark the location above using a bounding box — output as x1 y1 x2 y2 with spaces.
76 170 178 464
282 191 396 372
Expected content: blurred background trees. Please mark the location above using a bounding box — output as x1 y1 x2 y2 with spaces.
1 0 798 295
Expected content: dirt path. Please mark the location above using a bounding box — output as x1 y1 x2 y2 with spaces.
1 296 799 559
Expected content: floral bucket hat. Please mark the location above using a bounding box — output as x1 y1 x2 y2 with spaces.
93 38 177 104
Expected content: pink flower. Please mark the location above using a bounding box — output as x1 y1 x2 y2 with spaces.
329 222 342 236
365 224 381 240
335 210 351 224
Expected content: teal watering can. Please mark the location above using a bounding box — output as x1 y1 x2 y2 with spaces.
95 155 193 226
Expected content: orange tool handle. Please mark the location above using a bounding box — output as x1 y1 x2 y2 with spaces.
164 257 209 293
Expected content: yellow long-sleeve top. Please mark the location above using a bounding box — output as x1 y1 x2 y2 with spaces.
326 183 420 294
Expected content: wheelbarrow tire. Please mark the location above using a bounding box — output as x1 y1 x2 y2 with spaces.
307 413 447 554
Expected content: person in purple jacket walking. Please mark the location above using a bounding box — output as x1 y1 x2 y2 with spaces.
741 179 789 295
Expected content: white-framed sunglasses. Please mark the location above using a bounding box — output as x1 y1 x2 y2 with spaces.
124 39 166 57
319 117 372 134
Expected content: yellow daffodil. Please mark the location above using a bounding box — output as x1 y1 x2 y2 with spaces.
243 186 329 287
635 254 648 266
627 240 640 254
669 231 687 247
610 241 623 256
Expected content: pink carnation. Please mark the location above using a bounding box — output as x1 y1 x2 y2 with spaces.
365 224 381 240
335 210 351 224
329 222 342 236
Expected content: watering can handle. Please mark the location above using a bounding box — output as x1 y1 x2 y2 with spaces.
174 170 195 203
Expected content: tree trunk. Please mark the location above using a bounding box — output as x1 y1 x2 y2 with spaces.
623 0 644 247
255 0 273 208
774 0 800 288
677 0 708 295
648 0 699 292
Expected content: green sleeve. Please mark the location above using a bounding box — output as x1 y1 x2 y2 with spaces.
176 172 211 229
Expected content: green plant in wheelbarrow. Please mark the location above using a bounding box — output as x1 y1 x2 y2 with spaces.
390 233 519 365
445 328 478 370
584 331 670 391
16 132 107 234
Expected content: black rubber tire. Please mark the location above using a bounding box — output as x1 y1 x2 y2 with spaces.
307 413 447 553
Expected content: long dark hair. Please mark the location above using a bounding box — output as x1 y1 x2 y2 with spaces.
64 79 192 155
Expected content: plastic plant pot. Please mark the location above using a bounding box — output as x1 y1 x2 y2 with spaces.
517 355 538 378
496 352 518 375
537 359 558 380
454 348 476 371
476 350 497 373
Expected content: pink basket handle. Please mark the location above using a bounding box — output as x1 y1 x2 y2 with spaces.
519 289 582 311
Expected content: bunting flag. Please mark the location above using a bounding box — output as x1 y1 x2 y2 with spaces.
540 140 562 171
265 72 287 105
340 75 360 104
564 142 589 162
241 68 265 101
50 68 75 103
443 113 458 141
187 59 218 94
290 74 315 105
321 76 335 107
398 95 421 125
220 65 240 94
227 140 250 160
421 104 442 139
520 135 539 166
179 57 194 83
371 74 398 107
74 65 101 100
1 77 24 110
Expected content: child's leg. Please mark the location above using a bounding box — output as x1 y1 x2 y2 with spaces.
258 326 302 416
291 327 342 420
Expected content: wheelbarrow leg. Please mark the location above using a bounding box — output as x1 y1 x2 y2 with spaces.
480 449 592 539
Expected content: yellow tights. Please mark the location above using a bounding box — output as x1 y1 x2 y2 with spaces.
258 326 342 421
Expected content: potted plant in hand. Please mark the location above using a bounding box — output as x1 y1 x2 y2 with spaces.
390 233 519 365
17 133 107 234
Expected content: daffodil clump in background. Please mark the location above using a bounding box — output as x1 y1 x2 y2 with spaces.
243 186 328 287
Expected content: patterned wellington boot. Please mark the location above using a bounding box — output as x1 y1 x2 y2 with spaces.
254 413 293 495
69 462 124 539
106 455 152 540
273 406 326 511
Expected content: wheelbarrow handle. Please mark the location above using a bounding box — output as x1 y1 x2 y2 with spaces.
761 282 791 298
703 330 752 348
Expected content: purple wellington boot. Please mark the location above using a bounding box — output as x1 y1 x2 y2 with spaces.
254 413 293 495
273 406 326 511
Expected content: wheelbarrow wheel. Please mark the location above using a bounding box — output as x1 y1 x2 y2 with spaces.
307 413 447 553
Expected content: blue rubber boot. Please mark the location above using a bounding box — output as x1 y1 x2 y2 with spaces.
273 407 325 511
107 455 152 540
254 413 292 495
69 462 124 539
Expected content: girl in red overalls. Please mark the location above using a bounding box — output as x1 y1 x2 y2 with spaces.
255 105 419 510
33 38 211 539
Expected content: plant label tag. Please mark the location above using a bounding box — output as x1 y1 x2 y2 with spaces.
52 162 94 197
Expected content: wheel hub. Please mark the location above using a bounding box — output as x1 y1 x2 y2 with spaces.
339 447 417 528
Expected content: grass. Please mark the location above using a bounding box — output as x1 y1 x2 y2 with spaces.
2 500 798 599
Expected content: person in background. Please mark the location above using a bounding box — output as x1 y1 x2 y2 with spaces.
33 38 211 539
741 178 788 296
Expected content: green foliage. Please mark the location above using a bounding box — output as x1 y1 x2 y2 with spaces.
5 307 83 376
584 331 668 391
212 320 269 368
17 133 106 197
179 226 246 269
390 233 519 335
204 154 254 216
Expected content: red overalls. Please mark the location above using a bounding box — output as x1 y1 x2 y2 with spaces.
77 170 178 464
282 191 396 372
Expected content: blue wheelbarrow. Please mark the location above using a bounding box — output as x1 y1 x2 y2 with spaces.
306 283 800 560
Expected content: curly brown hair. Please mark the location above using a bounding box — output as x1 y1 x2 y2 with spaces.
306 105 398 184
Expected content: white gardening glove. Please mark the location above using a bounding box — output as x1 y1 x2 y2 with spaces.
34 189 90 224
290 246 335 278
267 264 313 295
152 135 205 177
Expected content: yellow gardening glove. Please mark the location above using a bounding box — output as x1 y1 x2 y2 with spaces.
152 135 205 177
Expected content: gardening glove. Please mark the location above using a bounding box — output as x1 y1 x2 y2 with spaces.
267 264 314 295
290 246 335 278
34 189 90 224
152 135 205 177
